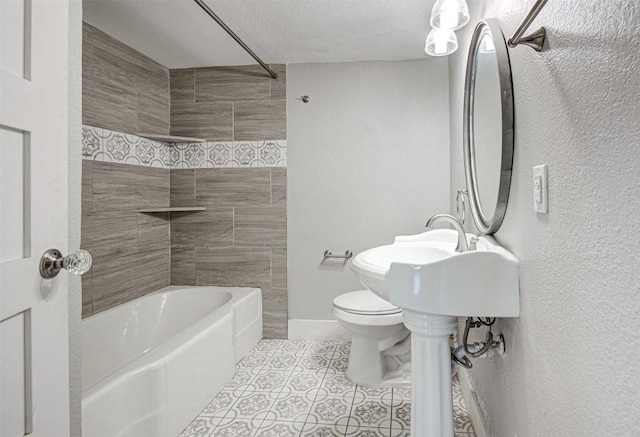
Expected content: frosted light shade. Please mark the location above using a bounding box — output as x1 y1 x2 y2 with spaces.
430 0 470 30
425 29 458 56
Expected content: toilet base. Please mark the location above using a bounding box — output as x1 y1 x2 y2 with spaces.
345 329 411 386
332 291 411 387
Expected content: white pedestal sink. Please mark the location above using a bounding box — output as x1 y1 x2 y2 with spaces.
351 229 519 437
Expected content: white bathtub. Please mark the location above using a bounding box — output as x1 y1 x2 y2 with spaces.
82 285 262 437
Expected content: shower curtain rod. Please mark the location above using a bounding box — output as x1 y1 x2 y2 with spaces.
192 0 278 79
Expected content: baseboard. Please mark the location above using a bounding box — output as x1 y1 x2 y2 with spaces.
288 319 350 341
458 370 490 437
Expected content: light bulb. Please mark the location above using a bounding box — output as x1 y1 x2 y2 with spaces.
430 0 470 30
435 34 448 54
440 8 459 30
425 29 458 57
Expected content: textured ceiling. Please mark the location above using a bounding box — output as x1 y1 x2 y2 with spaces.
83 0 436 69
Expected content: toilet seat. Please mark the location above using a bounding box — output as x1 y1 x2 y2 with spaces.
333 290 401 316
333 306 404 326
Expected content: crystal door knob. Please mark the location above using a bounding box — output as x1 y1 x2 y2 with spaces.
39 249 92 279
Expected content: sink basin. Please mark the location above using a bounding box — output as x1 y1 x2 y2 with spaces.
351 228 519 437
351 229 519 317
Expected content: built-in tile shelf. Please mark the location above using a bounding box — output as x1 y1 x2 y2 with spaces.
137 133 207 143
137 207 207 213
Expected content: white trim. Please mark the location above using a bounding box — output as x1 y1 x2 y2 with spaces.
288 319 350 341
458 370 490 437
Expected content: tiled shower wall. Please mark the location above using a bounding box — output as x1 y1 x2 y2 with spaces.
170 168 287 338
82 22 170 135
170 64 286 141
81 22 173 318
81 22 288 338
81 158 171 317
168 63 288 338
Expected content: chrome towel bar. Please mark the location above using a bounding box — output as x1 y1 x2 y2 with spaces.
324 250 353 260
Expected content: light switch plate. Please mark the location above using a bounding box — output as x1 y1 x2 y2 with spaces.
533 164 548 213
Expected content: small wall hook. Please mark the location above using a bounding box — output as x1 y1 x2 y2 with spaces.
297 95 310 103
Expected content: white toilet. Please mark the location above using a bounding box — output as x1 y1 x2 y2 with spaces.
333 290 411 386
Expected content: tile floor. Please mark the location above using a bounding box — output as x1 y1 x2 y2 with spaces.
179 340 476 437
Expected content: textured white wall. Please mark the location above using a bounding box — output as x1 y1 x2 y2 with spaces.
288 60 450 320
449 1 640 435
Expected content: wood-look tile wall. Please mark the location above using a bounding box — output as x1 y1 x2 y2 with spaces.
81 25 288 337
81 161 171 317
169 168 288 338
168 64 288 338
82 22 170 136
170 64 286 141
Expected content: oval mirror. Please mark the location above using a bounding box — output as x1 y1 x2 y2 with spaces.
463 19 514 234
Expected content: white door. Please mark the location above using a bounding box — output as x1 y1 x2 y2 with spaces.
1 0 72 435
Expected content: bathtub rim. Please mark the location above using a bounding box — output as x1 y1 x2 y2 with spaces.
82 285 261 393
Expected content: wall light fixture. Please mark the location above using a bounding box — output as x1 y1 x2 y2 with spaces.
425 0 470 57
430 0 470 30
425 28 459 57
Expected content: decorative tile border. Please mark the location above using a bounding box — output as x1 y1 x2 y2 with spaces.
82 125 287 168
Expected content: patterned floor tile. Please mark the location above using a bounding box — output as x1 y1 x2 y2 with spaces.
179 416 221 437
332 343 351 360
301 345 338 361
264 392 315 422
317 372 357 398
391 387 411 401
213 418 260 437
453 406 475 433
264 353 301 371
328 356 349 373
236 353 268 375
389 401 410 430
356 385 391 398
389 428 410 437
225 369 257 391
306 341 339 356
250 340 285 354
299 354 333 371
307 395 353 426
278 370 325 398
200 390 241 417
272 347 309 362
246 370 290 393
274 340 308 354
224 391 278 422
348 398 392 429
299 421 348 437
345 425 391 437
253 420 306 437
353 385 393 407
178 340 476 437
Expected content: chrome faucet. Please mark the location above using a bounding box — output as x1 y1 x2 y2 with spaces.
425 214 469 252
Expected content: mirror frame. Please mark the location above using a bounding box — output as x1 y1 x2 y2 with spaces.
463 19 514 234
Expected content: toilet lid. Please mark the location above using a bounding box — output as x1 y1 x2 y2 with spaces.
333 290 401 315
